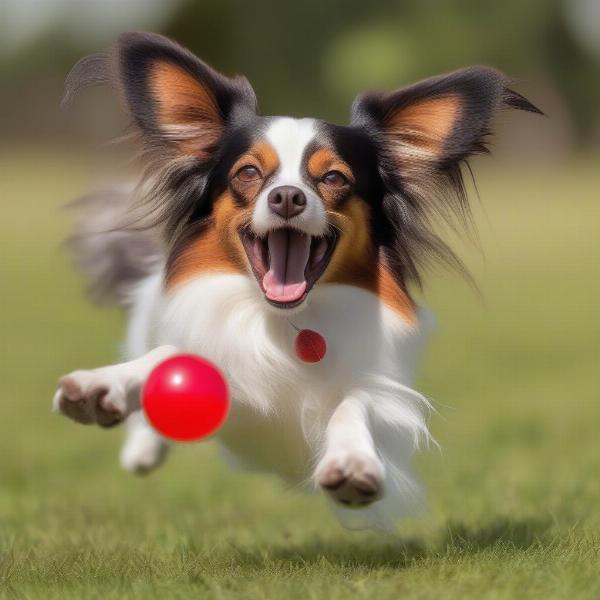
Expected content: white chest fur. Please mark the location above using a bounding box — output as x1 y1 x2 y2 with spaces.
136 273 428 485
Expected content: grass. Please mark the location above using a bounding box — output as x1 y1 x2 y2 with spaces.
1 149 599 598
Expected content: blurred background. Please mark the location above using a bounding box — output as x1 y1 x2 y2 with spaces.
1 0 600 153
0 1 599 596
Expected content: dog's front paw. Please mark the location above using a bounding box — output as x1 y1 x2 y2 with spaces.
53 368 128 427
316 452 384 507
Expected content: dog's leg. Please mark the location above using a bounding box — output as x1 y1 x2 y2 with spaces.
53 345 178 427
315 397 385 507
120 410 170 474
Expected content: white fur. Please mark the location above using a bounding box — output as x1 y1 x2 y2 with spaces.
120 409 170 474
252 118 327 237
118 272 173 472
111 271 432 530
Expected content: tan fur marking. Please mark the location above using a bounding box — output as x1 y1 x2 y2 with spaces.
167 192 250 288
324 198 415 322
230 141 280 179
307 148 353 182
250 142 280 176
386 95 461 157
150 62 223 157
229 141 280 204
308 147 355 208
375 265 416 323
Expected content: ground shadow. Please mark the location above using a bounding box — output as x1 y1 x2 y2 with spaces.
271 536 428 569
439 517 552 552
267 516 554 569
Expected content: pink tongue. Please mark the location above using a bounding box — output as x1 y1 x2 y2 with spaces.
263 229 310 303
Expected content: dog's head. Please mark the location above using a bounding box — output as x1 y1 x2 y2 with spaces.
66 32 540 312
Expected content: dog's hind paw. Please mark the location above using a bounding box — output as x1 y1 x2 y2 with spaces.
53 367 129 427
316 452 384 507
120 414 169 475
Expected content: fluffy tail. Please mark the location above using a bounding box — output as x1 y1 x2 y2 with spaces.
66 186 163 307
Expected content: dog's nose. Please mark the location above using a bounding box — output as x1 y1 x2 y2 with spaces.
267 186 307 219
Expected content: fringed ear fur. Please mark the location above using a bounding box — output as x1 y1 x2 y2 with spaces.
351 66 542 286
63 31 257 161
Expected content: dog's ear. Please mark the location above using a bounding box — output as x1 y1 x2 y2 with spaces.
64 32 257 161
351 66 541 194
351 67 541 286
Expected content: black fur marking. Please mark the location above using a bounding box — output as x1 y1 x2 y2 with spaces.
116 32 257 139
322 124 384 208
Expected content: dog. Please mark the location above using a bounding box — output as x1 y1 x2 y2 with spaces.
53 32 540 529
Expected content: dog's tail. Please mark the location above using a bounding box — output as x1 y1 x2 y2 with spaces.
66 186 163 307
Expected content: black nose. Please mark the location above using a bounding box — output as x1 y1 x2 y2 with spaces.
267 185 307 219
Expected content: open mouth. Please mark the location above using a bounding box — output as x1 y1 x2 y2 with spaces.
240 227 337 308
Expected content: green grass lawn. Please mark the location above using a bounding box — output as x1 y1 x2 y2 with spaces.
1 149 599 599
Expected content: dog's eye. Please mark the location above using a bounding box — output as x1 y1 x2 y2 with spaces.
235 165 262 182
322 170 348 188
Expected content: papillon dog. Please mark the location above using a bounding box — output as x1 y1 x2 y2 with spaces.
53 32 539 529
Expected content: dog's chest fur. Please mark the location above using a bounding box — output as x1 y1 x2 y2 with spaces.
129 272 424 483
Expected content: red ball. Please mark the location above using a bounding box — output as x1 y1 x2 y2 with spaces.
142 354 229 442
294 329 327 363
